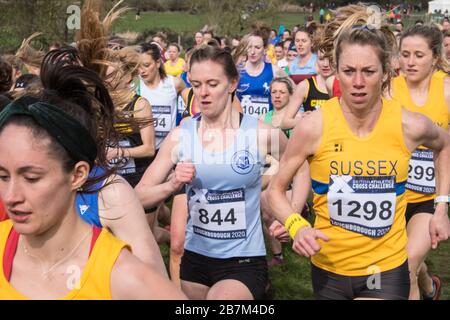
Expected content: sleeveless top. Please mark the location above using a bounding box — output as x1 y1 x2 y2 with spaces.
178 114 266 258
392 71 449 203
332 77 341 98
0 220 129 299
309 98 410 276
112 94 153 187
164 58 185 77
263 111 291 138
289 53 317 76
180 72 191 88
138 76 178 150
182 88 200 118
236 62 273 118
303 76 330 112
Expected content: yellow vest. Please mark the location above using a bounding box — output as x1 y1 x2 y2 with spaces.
309 98 410 276
164 58 185 77
392 71 449 203
0 220 129 300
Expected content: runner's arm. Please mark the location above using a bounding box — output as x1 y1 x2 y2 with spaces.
402 109 450 200
99 175 167 276
268 111 322 225
135 128 184 209
111 249 187 300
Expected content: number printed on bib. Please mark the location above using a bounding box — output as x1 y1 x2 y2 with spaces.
328 175 396 238
406 149 435 194
152 105 172 138
109 140 136 175
241 95 269 117
189 188 247 240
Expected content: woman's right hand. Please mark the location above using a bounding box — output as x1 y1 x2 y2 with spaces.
170 162 196 191
292 227 329 258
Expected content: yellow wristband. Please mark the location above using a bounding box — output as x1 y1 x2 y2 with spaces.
284 213 311 240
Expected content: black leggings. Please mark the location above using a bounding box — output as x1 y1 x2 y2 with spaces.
311 261 410 300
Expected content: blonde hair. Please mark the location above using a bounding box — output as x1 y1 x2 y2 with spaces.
15 33 45 72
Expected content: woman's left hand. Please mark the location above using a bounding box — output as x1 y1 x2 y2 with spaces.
430 204 450 249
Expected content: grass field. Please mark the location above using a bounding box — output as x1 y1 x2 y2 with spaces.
112 10 433 38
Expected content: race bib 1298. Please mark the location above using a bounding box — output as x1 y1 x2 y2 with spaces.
327 175 396 238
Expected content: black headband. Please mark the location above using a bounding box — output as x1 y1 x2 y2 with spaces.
0 96 97 169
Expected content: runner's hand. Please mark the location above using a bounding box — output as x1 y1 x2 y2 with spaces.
269 220 290 242
429 204 450 249
292 227 329 258
170 162 195 192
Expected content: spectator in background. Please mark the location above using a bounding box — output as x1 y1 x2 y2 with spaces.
269 29 280 45
152 32 168 61
320 7 325 24
136 8 141 20
164 43 185 77
273 42 285 66
203 30 214 42
282 29 291 41
231 36 241 49
194 31 203 47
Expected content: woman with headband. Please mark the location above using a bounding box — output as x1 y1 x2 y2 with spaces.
0 49 185 299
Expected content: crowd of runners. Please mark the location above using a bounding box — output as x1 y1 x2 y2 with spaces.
0 1 449 300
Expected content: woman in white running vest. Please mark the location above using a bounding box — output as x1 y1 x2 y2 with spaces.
137 42 185 151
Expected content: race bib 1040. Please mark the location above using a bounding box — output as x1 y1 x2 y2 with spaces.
189 188 247 240
327 175 396 238
406 149 435 194
241 95 269 117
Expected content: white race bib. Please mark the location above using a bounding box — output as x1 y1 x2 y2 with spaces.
110 140 136 175
189 188 247 240
406 149 435 194
241 95 269 118
152 105 173 138
327 175 396 238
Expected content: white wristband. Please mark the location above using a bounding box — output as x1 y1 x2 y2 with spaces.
434 195 450 204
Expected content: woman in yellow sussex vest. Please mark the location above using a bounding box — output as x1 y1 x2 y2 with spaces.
391 24 450 300
0 50 186 300
268 27 450 299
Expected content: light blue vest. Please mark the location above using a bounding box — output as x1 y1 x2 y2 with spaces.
179 115 266 258
289 53 317 76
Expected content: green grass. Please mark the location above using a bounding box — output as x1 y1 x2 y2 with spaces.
112 11 207 35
